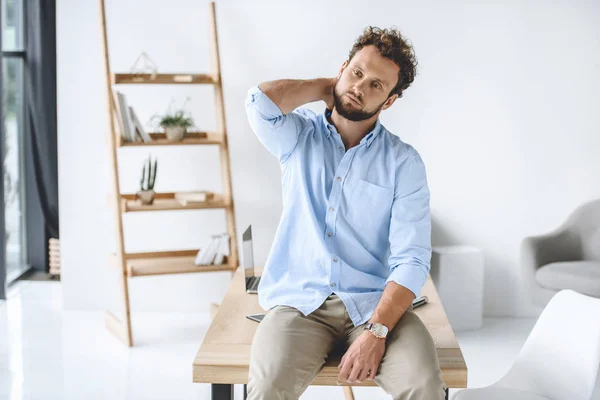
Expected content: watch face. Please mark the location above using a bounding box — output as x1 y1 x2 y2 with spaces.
372 323 388 337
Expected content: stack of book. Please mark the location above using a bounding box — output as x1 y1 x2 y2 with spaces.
114 90 152 143
174 191 215 205
195 233 230 266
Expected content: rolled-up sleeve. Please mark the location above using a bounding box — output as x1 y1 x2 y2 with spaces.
245 85 310 163
385 155 432 298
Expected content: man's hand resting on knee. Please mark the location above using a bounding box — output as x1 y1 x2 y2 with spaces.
337 281 415 384
337 331 385 384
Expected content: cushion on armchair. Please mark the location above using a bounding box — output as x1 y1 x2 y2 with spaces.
535 260 600 297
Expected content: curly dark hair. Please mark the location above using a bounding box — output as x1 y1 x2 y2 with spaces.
348 26 418 99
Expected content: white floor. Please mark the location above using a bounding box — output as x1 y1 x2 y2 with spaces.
1 281 598 400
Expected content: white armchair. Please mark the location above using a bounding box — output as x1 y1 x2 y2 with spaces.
521 198 600 307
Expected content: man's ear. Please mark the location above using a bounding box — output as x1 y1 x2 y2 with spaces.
381 94 399 111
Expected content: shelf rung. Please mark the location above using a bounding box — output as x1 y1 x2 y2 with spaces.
112 73 216 85
127 255 236 277
119 132 224 147
121 193 229 213
125 249 199 260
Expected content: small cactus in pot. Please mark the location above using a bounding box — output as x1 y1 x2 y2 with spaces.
136 155 158 205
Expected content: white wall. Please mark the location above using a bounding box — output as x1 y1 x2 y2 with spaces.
57 0 600 316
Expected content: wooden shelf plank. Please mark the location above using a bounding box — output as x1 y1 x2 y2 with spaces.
120 132 223 147
127 255 236 277
122 193 229 213
125 249 198 259
112 73 216 85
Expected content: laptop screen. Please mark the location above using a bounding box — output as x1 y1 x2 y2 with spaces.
242 225 255 279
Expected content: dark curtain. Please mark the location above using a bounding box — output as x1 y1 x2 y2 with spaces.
24 0 58 243
0 4 5 298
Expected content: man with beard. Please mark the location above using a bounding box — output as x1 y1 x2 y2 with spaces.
244 26 445 400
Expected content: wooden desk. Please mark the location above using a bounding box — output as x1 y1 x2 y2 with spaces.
193 268 467 399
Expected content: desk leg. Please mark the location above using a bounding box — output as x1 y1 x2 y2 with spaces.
445 388 449 400
211 384 233 400
244 384 248 399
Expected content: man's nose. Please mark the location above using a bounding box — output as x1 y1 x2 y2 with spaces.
352 84 365 100
350 88 364 102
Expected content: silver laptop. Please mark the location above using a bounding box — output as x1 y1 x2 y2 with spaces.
243 225 260 294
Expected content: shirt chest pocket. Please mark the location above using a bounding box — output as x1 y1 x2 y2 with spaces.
347 179 394 233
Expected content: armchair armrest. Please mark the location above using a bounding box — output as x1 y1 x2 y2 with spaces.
521 228 581 273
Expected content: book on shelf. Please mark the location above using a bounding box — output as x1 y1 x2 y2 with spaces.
194 233 229 266
194 236 213 265
204 236 222 265
175 191 215 205
213 233 230 265
114 91 136 142
195 234 221 265
112 91 127 140
129 106 152 143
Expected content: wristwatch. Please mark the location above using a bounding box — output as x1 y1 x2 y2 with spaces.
364 322 389 339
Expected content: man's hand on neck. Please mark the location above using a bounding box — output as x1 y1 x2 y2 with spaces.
257 77 380 150
259 78 336 115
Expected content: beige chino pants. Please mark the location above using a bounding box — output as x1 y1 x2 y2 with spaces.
248 294 447 400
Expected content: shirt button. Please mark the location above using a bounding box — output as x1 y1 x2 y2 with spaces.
330 283 336 287
327 232 333 237
329 207 334 212
336 176 342 182
333 257 338 262
338 146 343 151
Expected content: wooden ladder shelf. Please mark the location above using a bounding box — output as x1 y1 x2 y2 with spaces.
99 0 238 346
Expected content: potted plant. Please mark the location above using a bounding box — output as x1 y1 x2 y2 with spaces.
151 98 195 141
136 155 158 205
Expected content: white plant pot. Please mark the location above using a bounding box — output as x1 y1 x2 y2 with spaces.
164 126 186 141
136 189 156 205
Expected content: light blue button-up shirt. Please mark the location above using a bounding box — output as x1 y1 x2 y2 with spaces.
245 85 431 326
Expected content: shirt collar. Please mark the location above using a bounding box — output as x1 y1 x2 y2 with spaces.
322 108 382 148
322 108 334 138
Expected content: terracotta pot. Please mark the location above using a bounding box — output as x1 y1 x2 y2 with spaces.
136 189 156 205
164 126 186 141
